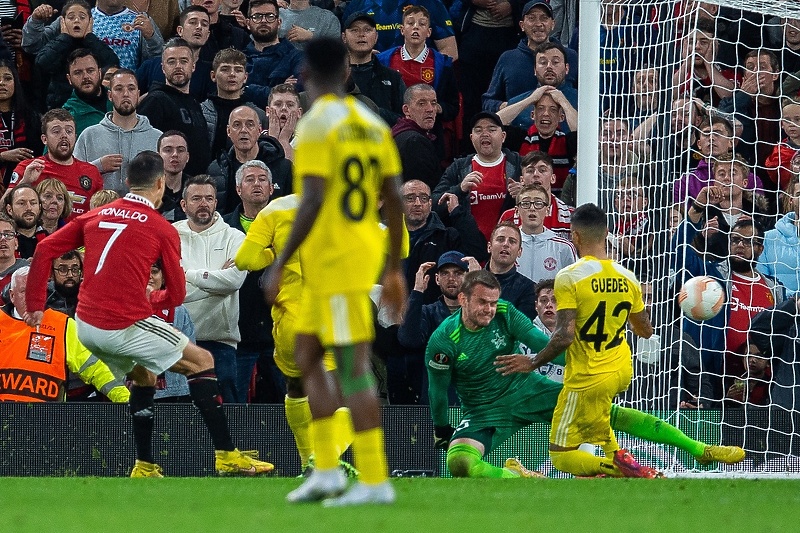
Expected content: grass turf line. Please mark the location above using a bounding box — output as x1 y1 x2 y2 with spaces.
2 478 799 532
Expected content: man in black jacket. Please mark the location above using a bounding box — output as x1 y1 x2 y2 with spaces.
138 38 211 178
223 160 275 402
402 179 487 304
342 11 405 126
208 105 292 214
392 84 440 190
485 222 536 319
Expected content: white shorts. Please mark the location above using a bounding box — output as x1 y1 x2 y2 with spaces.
76 315 189 377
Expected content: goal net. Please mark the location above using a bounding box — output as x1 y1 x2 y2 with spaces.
586 0 800 475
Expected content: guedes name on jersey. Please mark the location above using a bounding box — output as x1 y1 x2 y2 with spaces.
337 124 382 143
591 277 629 293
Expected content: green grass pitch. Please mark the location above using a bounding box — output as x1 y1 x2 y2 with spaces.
2 477 799 532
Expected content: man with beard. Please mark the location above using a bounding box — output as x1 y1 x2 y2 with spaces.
0 218 27 301
46 251 83 317
191 0 249 63
136 6 216 101
1 185 45 259
139 38 211 178
674 215 785 402
158 130 191 222
63 49 113 137
396 250 470 404
208 105 292 214
223 161 274 402
74 69 163 195
174 174 247 404
9 109 103 218
243 0 303 108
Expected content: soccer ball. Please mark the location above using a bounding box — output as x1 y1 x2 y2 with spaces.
678 276 725 321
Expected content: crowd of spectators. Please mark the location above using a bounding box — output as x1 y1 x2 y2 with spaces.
0 0 798 454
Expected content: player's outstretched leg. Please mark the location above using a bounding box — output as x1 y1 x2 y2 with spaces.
550 449 623 478
285 393 314 473
175 343 274 475
128 367 163 478
610 406 745 466
446 444 539 478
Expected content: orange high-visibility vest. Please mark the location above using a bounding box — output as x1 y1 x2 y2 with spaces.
0 309 68 402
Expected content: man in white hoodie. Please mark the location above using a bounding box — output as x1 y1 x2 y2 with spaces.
174 174 247 403
515 184 576 284
74 69 163 195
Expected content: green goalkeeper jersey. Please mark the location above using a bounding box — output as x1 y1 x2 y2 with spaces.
425 300 552 427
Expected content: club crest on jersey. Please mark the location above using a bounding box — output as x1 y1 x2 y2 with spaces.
421 68 434 83
491 331 506 349
544 257 557 271
79 175 92 191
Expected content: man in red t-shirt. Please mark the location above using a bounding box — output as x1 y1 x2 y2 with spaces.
433 112 522 242
10 109 103 218
725 220 782 383
23 151 273 478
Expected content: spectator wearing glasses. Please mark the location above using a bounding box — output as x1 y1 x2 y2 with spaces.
46 250 83 318
515 184 575 284
243 0 303 108
401 179 486 304
0 217 26 301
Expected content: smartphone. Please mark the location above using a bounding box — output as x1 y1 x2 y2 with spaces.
1 12 23 30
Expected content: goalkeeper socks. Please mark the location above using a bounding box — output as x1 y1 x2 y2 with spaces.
130 386 156 463
611 406 705 457
550 450 622 477
311 415 340 470
285 395 313 466
352 427 388 484
333 407 355 457
446 444 517 478
188 370 235 452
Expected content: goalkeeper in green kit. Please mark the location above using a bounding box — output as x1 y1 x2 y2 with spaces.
426 270 745 478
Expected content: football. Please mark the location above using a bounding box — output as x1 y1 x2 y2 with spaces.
678 276 725 321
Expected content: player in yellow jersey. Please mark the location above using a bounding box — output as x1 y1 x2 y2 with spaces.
235 193 355 476
264 37 407 506
526 203 662 478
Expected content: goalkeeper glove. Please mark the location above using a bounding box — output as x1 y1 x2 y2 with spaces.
434 425 454 449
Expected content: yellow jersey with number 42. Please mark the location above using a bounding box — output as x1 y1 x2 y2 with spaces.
293 94 402 295
553 256 645 390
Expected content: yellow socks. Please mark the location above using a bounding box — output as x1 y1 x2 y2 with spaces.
352 427 388 484
333 407 355 457
310 415 340 470
284 395 313 467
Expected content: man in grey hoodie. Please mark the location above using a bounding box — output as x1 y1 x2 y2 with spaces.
74 68 163 195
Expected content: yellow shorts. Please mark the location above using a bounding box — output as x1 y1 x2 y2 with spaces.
272 303 337 379
295 290 375 347
550 365 632 449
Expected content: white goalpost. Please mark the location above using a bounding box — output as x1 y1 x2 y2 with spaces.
576 0 800 475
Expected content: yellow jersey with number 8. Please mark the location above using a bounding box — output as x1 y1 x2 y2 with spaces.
293 94 402 295
553 256 644 390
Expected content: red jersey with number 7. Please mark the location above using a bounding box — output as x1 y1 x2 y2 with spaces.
26 195 186 330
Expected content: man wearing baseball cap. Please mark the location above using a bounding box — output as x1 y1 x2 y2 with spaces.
395 250 472 403
343 12 407 126
483 0 578 114
433 111 522 243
